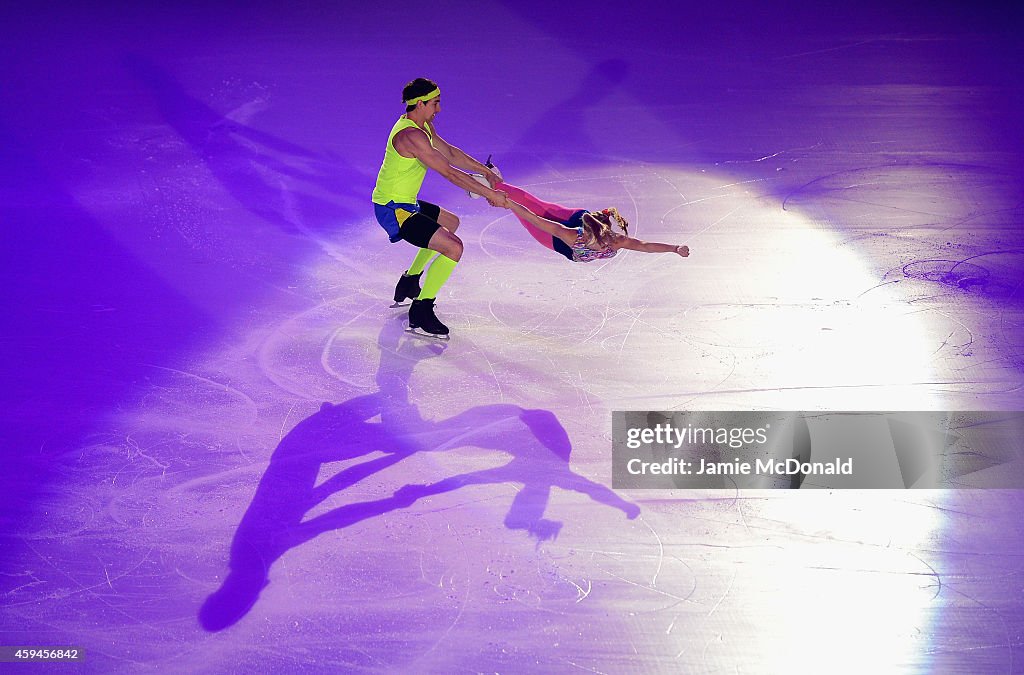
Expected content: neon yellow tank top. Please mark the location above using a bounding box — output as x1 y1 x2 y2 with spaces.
371 116 433 205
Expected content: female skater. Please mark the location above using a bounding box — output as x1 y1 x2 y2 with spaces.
495 181 690 262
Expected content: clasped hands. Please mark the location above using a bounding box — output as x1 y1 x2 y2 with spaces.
485 190 510 208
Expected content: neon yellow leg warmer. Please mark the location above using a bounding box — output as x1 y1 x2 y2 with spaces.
407 248 438 276
418 255 458 300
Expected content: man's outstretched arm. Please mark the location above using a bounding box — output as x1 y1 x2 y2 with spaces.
394 127 506 205
431 130 501 187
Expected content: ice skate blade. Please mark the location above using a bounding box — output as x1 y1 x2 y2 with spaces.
405 325 450 341
389 301 411 308
466 172 489 199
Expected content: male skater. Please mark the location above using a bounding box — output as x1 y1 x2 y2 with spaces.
372 77 506 338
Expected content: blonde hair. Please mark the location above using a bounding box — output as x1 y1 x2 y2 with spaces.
582 207 629 247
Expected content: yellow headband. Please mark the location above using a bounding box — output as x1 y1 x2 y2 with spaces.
404 88 440 106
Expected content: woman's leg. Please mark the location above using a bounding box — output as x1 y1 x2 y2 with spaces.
496 182 579 222
496 182 579 252
511 210 557 251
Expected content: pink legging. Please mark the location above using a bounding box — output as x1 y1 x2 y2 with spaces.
497 182 580 251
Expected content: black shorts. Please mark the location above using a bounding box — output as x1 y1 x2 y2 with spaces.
399 200 443 249
553 236 574 260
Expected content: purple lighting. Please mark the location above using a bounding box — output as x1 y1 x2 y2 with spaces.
1 1 1022 672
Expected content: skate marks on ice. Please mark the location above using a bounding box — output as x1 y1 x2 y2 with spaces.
120 54 372 277
782 162 1023 303
468 166 997 409
782 162 1024 402
199 315 639 632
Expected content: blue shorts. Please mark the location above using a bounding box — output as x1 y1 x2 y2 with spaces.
373 200 442 245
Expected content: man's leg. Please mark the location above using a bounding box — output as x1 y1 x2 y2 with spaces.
405 200 449 275
411 200 461 302
393 202 442 303
406 248 436 276
402 199 453 279
398 209 463 336
418 226 462 300
433 205 460 233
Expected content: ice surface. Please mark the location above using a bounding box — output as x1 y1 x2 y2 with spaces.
2 1 1022 672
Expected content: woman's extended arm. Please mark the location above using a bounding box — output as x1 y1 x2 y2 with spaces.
507 200 578 246
616 236 689 257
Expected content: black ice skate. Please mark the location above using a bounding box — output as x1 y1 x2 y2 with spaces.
391 271 422 307
407 298 450 340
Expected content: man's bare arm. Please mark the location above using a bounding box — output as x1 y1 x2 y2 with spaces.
394 127 505 204
431 129 501 187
